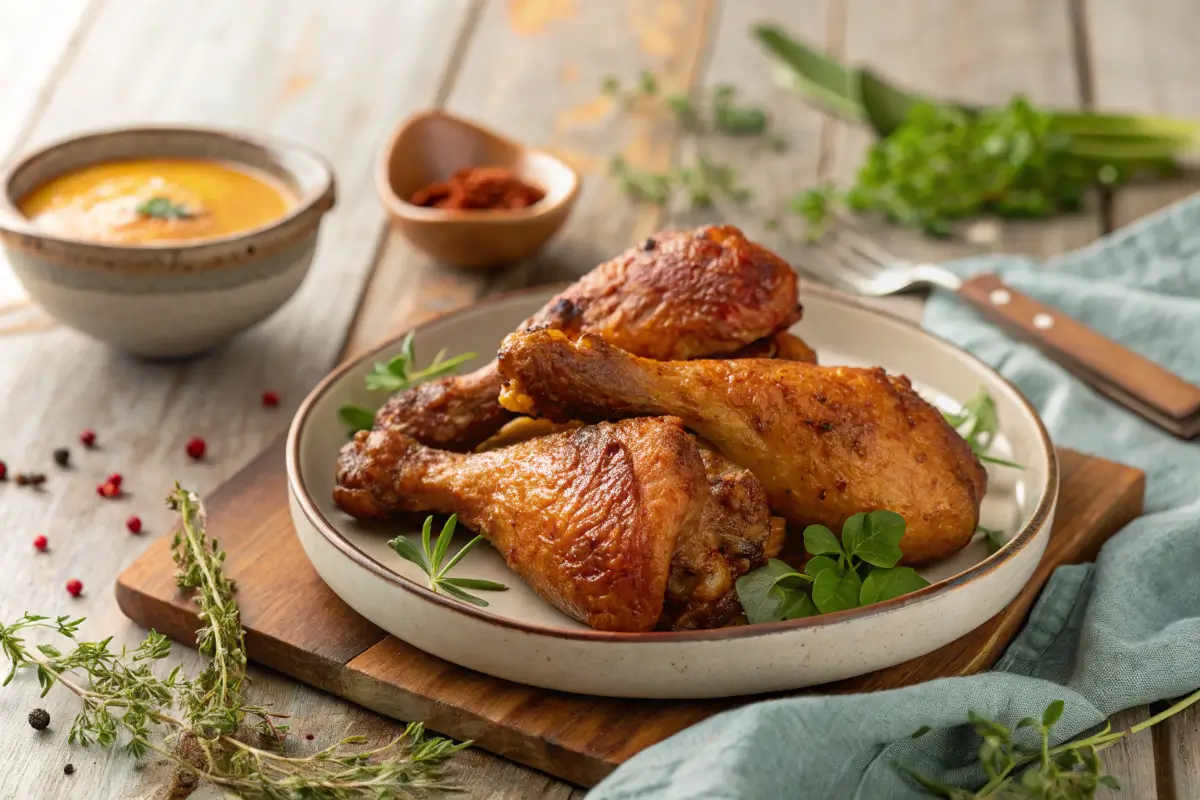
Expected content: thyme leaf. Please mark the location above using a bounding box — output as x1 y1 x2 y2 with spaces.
0 485 469 797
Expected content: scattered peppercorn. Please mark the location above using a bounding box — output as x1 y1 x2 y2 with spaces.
305 732 315 741
63 764 74 776
15 472 46 487
79 429 97 448
0 460 7 480
28 708 50 731
66 578 83 597
33 534 48 552
185 437 207 460
106 473 123 488
262 390 280 407
126 516 143 534
639 237 657 251
52 448 70 468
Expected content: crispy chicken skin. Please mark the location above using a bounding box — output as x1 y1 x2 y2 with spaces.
334 417 776 632
496 331 987 565
373 225 804 451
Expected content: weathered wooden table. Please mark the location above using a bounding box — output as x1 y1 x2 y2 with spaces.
0 1 1195 797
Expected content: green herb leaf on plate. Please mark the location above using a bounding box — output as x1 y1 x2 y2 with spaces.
338 405 376 433
846 509 906 568
859 566 930 606
803 555 842 579
735 559 797 624
802 524 844 557
386 515 506 608
387 535 429 572
812 567 861 614
779 591 818 620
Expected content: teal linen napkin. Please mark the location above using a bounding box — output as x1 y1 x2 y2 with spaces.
589 198 1200 799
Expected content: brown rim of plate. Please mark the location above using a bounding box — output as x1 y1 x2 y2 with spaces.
287 283 1058 643
0 124 336 254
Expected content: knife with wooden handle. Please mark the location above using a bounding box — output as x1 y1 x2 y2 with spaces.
957 273 1200 439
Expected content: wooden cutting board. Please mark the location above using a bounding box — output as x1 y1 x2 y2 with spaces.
116 439 1143 788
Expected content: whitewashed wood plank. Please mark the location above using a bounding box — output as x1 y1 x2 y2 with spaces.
0 0 95 158
1159 700 1200 800
0 2 473 798
0 0 96 312
660 0 830 249
444 0 718 282
1085 0 1200 227
1096 707 1159 800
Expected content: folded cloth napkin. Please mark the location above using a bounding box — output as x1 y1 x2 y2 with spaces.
589 197 1200 800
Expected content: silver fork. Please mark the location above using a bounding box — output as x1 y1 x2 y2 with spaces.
797 225 1200 439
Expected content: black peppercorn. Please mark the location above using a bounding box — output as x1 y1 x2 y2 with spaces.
63 764 74 775
28 708 50 730
53 448 70 468
639 237 656 251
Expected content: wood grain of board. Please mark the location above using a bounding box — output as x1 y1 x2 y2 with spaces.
116 445 1144 787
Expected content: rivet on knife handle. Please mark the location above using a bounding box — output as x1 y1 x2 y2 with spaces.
957 273 1200 425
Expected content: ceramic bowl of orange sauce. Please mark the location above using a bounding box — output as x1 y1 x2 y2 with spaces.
0 127 335 357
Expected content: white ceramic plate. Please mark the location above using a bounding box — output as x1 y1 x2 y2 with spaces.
287 287 1057 699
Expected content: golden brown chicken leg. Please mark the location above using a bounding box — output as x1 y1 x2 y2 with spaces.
496 331 986 565
375 225 806 451
334 416 779 632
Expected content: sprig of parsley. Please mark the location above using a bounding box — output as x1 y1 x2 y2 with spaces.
388 515 508 607
736 510 930 624
338 332 475 433
943 388 1025 469
904 688 1200 798
136 196 193 220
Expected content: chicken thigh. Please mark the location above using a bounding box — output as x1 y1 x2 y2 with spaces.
496 330 986 565
374 225 805 451
334 416 779 632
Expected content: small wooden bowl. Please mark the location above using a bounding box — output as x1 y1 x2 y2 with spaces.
377 110 579 269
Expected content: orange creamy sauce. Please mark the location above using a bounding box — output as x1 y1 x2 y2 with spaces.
18 158 294 244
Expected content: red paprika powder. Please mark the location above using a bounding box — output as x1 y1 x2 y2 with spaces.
409 166 545 211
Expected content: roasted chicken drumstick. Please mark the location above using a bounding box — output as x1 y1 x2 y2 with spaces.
496 331 987 564
375 225 806 451
334 416 781 632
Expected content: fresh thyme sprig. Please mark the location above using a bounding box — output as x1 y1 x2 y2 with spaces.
0 485 469 797
338 332 475 433
600 71 780 210
904 691 1200 798
389 515 508 608
943 388 1025 469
